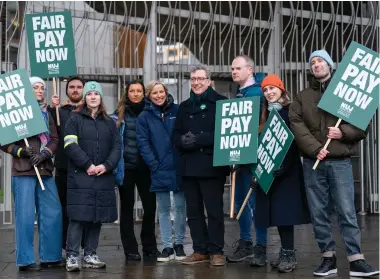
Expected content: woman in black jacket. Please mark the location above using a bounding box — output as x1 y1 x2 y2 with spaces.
111 80 158 260
254 74 310 273
64 81 121 272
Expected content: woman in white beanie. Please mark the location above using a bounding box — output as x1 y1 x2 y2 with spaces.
0 77 63 271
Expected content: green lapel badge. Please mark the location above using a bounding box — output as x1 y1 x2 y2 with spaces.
200 104 206 110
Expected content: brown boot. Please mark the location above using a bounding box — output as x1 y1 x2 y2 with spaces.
210 254 226 266
181 253 210 265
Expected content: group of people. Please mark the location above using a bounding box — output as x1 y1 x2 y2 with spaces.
0 49 378 278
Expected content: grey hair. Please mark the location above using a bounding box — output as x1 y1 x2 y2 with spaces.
190 65 211 79
234 55 254 68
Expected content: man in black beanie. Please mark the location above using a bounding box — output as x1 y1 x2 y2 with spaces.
48 77 85 252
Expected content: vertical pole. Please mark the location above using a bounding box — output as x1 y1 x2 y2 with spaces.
358 140 366 215
143 1 157 84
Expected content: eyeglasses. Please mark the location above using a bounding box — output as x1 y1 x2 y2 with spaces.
190 77 208 83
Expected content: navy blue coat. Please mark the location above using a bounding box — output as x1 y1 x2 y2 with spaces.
255 106 311 228
136 95 180 192
64 109 121 223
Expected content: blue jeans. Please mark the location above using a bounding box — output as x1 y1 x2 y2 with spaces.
12 176 62 266
235 167 267 245
303 158 363 260
156 191 186 248
66 220 102 258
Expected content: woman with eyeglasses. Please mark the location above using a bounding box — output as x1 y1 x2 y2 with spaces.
0 77 63 271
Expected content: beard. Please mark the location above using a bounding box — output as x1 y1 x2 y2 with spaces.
68 93 83 103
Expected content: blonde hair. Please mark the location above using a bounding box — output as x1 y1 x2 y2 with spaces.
145 80 168 99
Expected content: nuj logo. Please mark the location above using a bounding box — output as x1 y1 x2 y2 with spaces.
15 123 28 137
47 63 59 74
229 150 240 161
338 102 354 118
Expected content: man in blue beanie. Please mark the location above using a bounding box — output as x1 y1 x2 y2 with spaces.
289 50 379 277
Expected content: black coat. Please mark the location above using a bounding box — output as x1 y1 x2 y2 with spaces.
64 109 121 223
172 88 230 178
48 104 77 170
255 106 311 228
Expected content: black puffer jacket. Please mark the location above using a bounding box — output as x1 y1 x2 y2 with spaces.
64 108 121 223
113 101 146 170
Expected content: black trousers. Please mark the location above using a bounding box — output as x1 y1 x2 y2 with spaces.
118 166 157 255
182 176 226 255
277 225 294 250
55 168 69 250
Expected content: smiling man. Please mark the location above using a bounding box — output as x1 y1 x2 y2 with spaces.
172 65 230 266
289 50 379 278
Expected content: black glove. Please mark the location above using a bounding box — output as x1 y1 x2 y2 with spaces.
250 176 258 189
19 146 36 158
272 165 285 177
181 131 196 148
30 151 50 166
230 165 240 173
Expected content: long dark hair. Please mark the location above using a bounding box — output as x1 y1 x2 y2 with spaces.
116 80 145 128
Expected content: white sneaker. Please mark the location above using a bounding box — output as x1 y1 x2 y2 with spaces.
83 254 106 269
66 255 79 272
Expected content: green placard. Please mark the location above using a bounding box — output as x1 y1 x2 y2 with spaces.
317 41 379 131
213 97 260 166
0 69 48 145
25 11 77 78
251 110 294 193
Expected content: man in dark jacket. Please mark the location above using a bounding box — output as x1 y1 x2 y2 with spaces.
49 76 85 251
172 65 230 266
289 50 379 277
227 55 268 266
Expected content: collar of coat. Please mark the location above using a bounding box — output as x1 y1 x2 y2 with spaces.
310 73 333 93
182 87 224 108
144 93 175 115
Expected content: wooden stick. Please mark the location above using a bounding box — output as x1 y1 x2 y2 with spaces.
230 170 236 218
24 138 45 190
236 188 253 220
313 118 343 170
53 77 60 126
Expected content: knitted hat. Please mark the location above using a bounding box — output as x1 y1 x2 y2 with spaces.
83 81 103 99
309 50 334 72
65 76 85 96
30 77 45 87
261 74 285 92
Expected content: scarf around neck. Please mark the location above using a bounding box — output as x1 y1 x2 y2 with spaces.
38 100 51 151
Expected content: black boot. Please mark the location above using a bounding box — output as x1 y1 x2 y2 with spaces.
226 239 255 263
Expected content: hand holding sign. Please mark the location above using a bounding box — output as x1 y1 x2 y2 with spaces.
313 42 379 170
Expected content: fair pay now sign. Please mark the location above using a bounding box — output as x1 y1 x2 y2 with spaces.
318 41 379 131
25 11 77 78
0 69 48 145
213 97 260 166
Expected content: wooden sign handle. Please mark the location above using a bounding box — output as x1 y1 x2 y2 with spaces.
312 118 343 170
236 188 253 220
24 138 45 190
230 170 236 218
53 77 60 126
